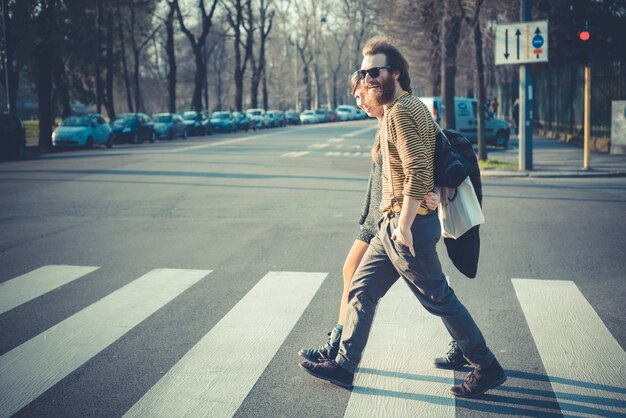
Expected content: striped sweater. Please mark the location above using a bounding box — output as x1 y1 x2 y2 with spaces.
380 91 436 213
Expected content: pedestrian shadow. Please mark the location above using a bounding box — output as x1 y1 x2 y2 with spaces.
355 367 626 417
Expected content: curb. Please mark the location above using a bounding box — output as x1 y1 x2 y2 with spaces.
481 169 626 179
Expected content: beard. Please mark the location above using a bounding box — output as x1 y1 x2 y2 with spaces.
369 73 396 106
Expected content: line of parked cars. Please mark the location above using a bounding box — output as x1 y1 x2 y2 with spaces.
1 105 368 158
300 106 368 124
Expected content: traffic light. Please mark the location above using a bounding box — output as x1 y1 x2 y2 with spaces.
578 21 591 65
578 29 590 41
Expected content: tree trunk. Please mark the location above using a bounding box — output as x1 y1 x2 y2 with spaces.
250 67 260 108
192 44 205 111
2 0 17 113
53 55 72 119
262 68 268 110
117 1 133 112
104 7 116 119
166 3 176 113
440 0 463 129
35 0 55 148
95 0 104 113
133 47 141 113
471 1 487 161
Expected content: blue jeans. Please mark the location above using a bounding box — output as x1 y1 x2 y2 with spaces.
336 212 494 373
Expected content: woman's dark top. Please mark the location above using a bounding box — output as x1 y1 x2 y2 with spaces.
357 150 383 243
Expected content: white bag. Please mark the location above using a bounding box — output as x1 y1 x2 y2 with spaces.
438 177 485 239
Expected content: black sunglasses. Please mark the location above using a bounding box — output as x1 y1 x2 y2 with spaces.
356 65 392 79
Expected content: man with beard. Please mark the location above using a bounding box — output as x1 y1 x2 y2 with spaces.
300 37 506 399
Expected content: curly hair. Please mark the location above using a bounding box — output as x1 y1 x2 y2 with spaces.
362 36 412 94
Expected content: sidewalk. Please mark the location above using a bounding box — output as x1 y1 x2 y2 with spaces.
481 134 626 178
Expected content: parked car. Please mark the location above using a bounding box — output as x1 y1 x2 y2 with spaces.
52 114 114 149
233 111 253 131
152 113 187 140
246 108 267 129
284 110 301 125
267 110 286 127
327 110 339 122
182 111 212 136
354 109 369 120
419 96 511 147
299 110 318 124
0 113 26 160
336 105 359 121
211 111 237 133
111 113 155 144
314 108 329 123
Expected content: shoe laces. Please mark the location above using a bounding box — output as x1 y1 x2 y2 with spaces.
464 370 477 385
445 341 461 361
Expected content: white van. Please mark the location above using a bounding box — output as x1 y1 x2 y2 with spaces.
418 97 510 147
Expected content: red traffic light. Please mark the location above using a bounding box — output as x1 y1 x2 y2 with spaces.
578 30 590 41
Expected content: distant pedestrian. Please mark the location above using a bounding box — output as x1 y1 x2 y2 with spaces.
489 98 499 116
300 36 506 399
512 99 519 134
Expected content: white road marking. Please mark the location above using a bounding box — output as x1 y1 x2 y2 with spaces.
309 143 331 149
124 271 327 418
0 268 211 417
342 125 378 138
281 151 310 158
512 279 626 417
0 265 99 314
344 281 455 417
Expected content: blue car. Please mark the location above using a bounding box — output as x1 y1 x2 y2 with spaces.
52 114 114 148
152 113 188 140
111 113 156 144
210 111 237 133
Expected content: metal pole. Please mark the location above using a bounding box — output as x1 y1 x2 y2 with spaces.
583 65 591 169
519 0 533 171
1 0 11 113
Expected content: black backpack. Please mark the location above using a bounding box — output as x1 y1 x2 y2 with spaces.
433 128 483 279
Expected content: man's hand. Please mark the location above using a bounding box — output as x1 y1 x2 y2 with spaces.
425 190 440 211
391 226 416 257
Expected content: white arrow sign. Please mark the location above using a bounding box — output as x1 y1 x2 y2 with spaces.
496 20 549 65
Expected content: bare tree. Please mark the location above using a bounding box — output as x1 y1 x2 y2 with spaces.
323 12 350 109
222 0 252 111
248 0 274 109
174 0 219 111
462 0 488 160
441 0 464 129
33 0 58 148
117 0 134 112
164 0 177 113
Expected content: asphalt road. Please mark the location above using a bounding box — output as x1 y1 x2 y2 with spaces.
1 121 625 417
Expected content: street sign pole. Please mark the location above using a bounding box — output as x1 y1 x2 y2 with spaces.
519 0 533 171
583 65 591 169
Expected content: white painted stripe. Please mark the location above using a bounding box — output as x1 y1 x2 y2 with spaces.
342 125 377 138
512 279 626 416
0 268 211 417
345 281 455 418
309 143 330 149
124 271 327 418
328 137 345 142
0 265 99 314
281 151 309 158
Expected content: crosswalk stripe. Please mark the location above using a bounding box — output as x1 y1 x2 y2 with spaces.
342 125 377 138
0 265 99 315
512 279 626 416
344 281 455 418
124 271 327 418
0 268 211 417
